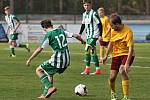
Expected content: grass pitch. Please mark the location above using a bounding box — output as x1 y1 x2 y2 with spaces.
0 43 150 100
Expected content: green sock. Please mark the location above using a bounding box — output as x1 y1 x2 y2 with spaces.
85 54 91 67
18 44 26 48
92 54 99 68
11 48 15 55
40 74 53 89
42 86 48 96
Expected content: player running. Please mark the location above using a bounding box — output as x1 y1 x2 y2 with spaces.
4 6 30 57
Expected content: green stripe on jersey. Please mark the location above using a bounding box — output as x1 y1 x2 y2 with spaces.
52 49 70 69
82 9 100 39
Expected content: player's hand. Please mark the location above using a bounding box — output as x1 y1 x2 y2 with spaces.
81 40 86 44
103 56 108 64
26 59 31 67
12 29 16 33
98 36 102 43
78 33 81 37
98 36 102 40
124 63 131 73
58 24 64 29
104 33 109 38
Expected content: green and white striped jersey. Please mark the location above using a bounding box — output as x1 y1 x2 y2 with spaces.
5 14 19 34
40 29 73 52
82 9 100 39
41 29 73 68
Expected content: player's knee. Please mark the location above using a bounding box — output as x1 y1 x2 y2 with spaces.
119 66 128 76
109 72 117 82
91 48 96 55
36 66 43 75
109 76 116 82
84 48 90 54
9 41 12 45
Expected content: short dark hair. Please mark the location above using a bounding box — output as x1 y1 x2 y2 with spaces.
4 6 10 10
40 19 53 28
98 7 104 12
83 0 92 4
109 13 122 24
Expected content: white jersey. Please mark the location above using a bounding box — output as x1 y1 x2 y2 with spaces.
82 9 100 39
5 14 19 34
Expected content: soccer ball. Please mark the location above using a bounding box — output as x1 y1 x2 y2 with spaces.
74 84 88 96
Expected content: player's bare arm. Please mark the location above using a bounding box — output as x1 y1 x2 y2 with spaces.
104 27 111 38
103 42 113 63
13 20 21 33
124 45 134 72
72 34 86 44
26 47 43 66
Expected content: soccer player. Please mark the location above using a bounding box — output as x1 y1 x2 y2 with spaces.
26 19 85 99
79 0 103 75
103 14 135 100
4 6 30 57
97 7 111 64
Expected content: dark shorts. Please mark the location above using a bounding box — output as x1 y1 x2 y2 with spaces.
111 55 134 71
100 40 109 47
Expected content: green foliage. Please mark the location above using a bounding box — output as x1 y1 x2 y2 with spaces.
0 0 149 15
146 33 150 40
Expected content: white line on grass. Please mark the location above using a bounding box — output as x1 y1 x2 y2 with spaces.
105 64 150 69
2 48 150 69
132 65 150 69
43 51 150 59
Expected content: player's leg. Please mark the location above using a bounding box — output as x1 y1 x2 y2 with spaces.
8 34 16 57
100 41 109 64
16 33 30 52
81 44 91 75
109 56 121 100
100 46 104 63
109 70 118 100
104 41 109 58
9 33 19 57
39 76 53 98
18 43 30 52
37 86 47 99
36 66 56 99
119 64 129 98
88 38 101 75
38 59 58 98
36 66 53 89
119 56 134 100
90 47 102 75
37 76 55 99
9 40 16 57
99 40 105 64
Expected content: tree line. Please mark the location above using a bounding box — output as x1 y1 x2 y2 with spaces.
0 0 149 15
